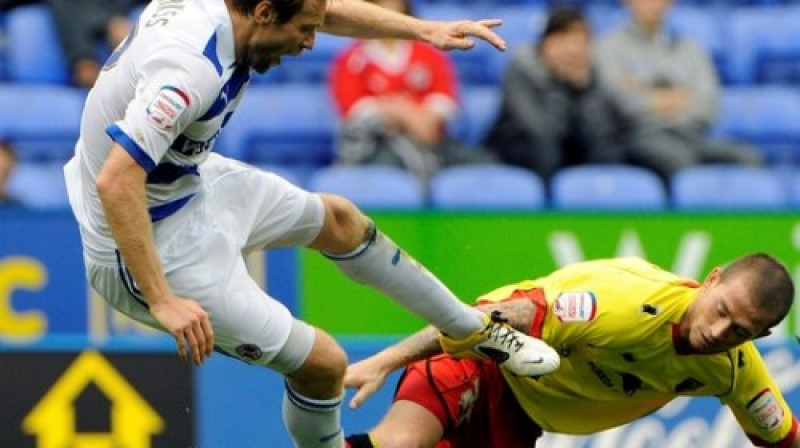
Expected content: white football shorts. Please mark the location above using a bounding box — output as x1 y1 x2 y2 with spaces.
84 154 323 373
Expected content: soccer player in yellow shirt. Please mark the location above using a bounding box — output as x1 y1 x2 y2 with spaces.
345 253 799 448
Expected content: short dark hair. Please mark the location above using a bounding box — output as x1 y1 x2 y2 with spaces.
541 6 588 39
721 253 795 328
229 0 305 25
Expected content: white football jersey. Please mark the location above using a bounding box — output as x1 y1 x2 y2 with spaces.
65 0 249 253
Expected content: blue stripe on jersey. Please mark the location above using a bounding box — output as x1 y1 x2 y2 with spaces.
198 63 251 121
106 123 157 172
146 162 199 184
149 193 195 222
203 32 223 76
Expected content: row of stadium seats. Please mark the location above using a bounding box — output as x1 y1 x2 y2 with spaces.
3 4 800 85
3 84 800 167
8 162 800 210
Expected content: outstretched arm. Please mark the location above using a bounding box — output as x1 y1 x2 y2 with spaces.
321 0 506 51
345 298 536 408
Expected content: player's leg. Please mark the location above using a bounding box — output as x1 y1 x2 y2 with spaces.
346 355 493 448
346 401 444 448
153 159 350 448
282 327 348 448
309 193 485 339
308 194 559 376
192 249 348 448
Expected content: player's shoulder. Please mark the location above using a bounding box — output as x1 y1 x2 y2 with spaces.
135 0 231 63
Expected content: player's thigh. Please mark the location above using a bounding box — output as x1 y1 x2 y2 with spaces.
168 244 313 373
201 155 324 251
370 401 445 448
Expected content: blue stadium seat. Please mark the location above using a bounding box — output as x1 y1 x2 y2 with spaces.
430 164 545 209
6 5 69 84
714 87 800 164
308 165 425 210
215 85 337 169
451 86 501 146
0 85 85 162
550 165 667 210
586 4 628 37
251 34 353 84
485 5 548 84
671 165 788 209
7 162 69 208
495 5 547 47
787 169 800 207
727 6 800 84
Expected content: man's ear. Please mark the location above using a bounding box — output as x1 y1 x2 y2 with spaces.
254 0 277 24
704 267 722 287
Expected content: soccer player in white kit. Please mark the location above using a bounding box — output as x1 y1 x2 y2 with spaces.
63 0 560 446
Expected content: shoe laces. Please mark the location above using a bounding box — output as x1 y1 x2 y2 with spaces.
481 311 524 353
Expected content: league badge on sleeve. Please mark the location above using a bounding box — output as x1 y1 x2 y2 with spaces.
146 85 190 132
747 388 784 431
553 291 597 323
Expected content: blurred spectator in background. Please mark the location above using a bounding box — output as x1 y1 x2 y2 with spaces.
484 7 643 183
46 0 140 88
0 142 21 206
329 0 495 189
596 0 761 181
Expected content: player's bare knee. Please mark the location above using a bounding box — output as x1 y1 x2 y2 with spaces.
311 194 371 253
288 329 347 398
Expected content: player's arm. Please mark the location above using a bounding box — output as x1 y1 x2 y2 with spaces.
321 0 506 51
96 149 214 364
722 342 799 448
345 298 536 408
96 145 214 365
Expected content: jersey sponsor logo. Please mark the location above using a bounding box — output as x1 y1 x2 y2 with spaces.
747 388 784 431
554 291 597 322
146 85 190 132
171 134 216 156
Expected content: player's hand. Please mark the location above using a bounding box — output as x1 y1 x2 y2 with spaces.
423 19 506 52
344 358 392 409
150 296 214 366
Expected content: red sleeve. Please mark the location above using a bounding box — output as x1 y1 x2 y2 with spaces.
416 43 459 103
329 43 370 116
748 416 798 447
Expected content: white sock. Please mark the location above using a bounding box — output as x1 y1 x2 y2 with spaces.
282 381 344 448
325 226 485 338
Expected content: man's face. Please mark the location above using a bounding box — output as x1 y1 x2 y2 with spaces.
247 0 326 73
540 23 591 75
626 0 673 29
683 269 774 354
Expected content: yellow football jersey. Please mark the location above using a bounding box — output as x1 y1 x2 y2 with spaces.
477 257 796 444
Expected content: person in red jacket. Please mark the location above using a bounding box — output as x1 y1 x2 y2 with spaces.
329 0 495 189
